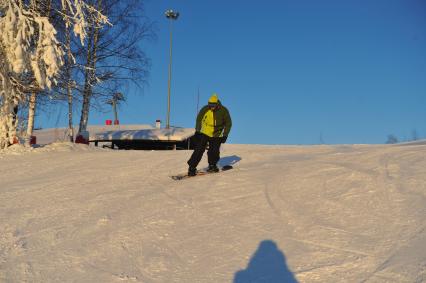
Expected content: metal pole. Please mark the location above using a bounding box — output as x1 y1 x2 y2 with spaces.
166 19 173 129
196 87 200 116
113 100 118 123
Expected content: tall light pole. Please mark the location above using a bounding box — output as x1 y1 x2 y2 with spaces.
165 9 179 129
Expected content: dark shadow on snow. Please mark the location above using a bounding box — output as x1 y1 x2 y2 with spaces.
234 240 298 283
218 155 242 167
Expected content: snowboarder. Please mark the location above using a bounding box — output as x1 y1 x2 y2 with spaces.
187 93 232 176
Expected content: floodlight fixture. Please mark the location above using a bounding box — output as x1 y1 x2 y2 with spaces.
165 9 179 20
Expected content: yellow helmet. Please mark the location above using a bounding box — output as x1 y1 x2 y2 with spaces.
208 93 219 104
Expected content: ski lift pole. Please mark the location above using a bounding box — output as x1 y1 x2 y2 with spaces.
112 99 118 124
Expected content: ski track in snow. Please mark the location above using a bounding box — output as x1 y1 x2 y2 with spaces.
0 143 425 282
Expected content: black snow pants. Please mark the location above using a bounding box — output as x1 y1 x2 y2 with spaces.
187 133 222 168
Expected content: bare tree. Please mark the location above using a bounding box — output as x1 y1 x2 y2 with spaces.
76 0 154 135
62 0 75 141
77 0 101 133
411 129 418 141
386 134 399 144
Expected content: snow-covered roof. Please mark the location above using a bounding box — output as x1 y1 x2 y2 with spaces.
34 125 154 144
92 127 195 142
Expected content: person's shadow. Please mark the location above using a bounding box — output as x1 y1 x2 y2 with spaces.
234 240 298 283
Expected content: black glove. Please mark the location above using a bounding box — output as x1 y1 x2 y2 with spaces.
221 136 228 143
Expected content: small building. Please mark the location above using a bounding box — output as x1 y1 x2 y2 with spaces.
34 125 197 150
91 127 196 150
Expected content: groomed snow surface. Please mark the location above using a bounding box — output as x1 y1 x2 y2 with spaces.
1 142 425 282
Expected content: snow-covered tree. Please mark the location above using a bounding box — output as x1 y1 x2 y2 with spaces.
0 0 108 149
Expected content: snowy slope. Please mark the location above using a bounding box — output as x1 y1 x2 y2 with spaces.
0 143 425 282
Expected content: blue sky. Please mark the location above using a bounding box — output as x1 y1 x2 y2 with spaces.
40 0 426 144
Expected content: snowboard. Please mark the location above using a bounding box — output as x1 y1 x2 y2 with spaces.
171 165 233 181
